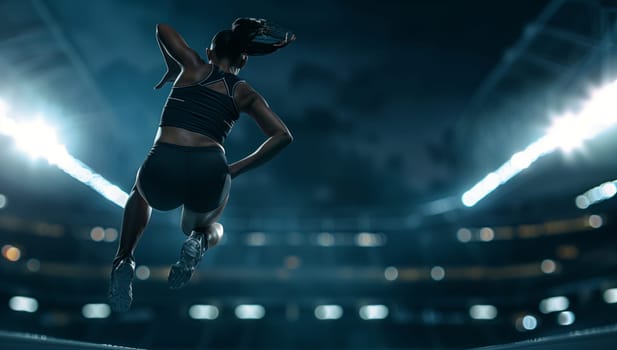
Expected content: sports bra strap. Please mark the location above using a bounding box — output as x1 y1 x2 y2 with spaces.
229 79 246 97
195 65 216 85
196 65 244 98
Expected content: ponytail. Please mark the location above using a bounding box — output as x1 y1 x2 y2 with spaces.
211 18 295 66
231 18 295 55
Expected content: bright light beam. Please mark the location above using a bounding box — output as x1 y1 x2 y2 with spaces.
0 101 128 208
462 80 617 207
575 179 617 209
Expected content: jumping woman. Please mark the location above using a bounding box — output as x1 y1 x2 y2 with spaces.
108 18 295 312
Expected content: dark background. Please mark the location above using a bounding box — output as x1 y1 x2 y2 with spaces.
1 0 617 349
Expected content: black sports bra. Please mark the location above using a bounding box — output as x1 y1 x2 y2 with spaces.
160 65 245 144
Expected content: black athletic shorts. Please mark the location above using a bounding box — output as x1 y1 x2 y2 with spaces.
136 142 230 212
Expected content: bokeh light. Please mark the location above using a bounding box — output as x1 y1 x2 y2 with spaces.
430 266 446 281
469 305 497 320
26 258 41 272
521 315 538 331
189 305 219 320
0 194 7 209
316 232 335 246
540 259 556 274
245 232 267 246
9 296 38 313
2 244 21 262
588 215 603 228
235 305 265 319
90 227 105 242
603 288 617 304
359 305 389 320
284 256 301 269
384 266 399 281
82 304 111 319
479 227 495 242
557 311 575 326
104 228 119 242
456 228 472 242
135 265 151 280
539 296 569 314
314 305 343 320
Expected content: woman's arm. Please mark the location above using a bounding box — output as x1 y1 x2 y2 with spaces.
228 83 293 179
154 34 181 89
155 24 201 66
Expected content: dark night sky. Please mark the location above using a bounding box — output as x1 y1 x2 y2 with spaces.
5 4 617 349
2 0 550 214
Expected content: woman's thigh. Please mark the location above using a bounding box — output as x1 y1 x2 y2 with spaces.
182 149 231 212
136 144 185 211
181 185 229 235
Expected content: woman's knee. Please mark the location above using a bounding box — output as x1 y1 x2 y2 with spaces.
181 219 193 236
181 205 223 234
181 209 206 235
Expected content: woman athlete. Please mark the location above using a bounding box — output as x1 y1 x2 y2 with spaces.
108 18 295 312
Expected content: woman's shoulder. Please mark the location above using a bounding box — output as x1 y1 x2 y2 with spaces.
231 80 260 112
223 72 249 96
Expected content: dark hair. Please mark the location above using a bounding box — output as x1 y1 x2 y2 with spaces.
211 18 294 66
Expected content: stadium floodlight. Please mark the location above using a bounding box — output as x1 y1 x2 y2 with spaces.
0 102 128 208
575 180 617 209
462 80 617 207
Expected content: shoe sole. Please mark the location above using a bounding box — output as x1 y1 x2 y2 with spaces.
108 262 134 312
168 238 203 289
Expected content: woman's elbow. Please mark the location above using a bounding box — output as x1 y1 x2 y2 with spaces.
156 23 172 37
269 130 293 146
281 131 293 145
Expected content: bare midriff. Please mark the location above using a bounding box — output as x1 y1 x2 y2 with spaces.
155 126 224 152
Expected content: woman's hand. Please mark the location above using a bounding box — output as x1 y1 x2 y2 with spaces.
273 33 296 48
225 130 292 180
228 162 241 179
154 69 179 89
